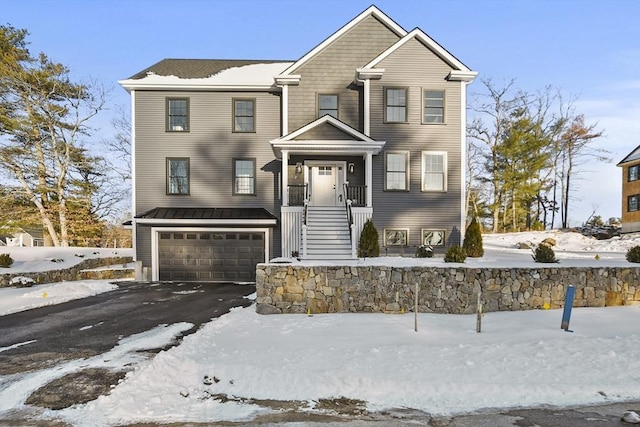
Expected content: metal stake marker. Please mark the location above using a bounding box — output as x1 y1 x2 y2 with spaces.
415 282 419 332
561 285 575 332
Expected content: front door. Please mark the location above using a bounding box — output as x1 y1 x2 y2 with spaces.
311 165 343 206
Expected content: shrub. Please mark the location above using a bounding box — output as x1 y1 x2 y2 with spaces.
415 245 434 258
626 245 640 263
532 244 558 263
0 253 14 268
444 245 466 263
358 219 380 257
463 217 484 257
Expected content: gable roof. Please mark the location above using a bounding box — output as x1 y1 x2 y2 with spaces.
270 115 385 157
359 28 477 81
119 59 293 91
278 5 407 77
617 144 640 166
127 59 291 80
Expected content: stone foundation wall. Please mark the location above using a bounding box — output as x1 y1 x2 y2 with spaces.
0 257 134 288
256 265 640 314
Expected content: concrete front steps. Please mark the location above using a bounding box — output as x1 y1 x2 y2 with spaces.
304 206 354 260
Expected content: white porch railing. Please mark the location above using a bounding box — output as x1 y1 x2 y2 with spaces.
281 206 304 258
351 207 373 253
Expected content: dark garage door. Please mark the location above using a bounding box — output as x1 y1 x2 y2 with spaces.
158 231 265 282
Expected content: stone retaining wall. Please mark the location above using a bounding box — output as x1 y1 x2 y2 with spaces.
256 265 640 314
0 257 134 288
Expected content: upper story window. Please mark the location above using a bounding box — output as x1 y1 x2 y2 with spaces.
166 98 189 132
385 151 409 191
385 88 408 123
629 165 639 182
629 195 640 212
167 158 189 195
318 94 338 118
233 99 255 132
233 158 256 195
422 151 447 192
423 90 445 124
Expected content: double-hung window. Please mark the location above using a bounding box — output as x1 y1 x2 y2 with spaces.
233 158 256 195
629 165 639 182
385 152 409 191
318 94 338 118
233 99 255 132
166 98 189 132
167 158 189 195
423 90 445 124
422 151 447 191
385 88 407 123
629 195 640 212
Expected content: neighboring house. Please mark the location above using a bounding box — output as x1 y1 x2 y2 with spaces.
0 227 45 247
617 144 640 233
119 6 477 282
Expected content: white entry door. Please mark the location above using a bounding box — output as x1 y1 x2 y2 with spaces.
311 165 339 206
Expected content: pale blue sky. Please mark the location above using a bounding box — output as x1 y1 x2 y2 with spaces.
2 0 639 224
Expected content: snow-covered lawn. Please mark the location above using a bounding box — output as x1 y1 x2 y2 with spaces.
57 303 639 426
0 232 638 426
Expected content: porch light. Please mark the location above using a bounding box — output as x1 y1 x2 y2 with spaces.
295 162 303 174
348 163 355 174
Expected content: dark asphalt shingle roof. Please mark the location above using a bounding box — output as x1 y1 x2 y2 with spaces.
128 59 293 80
136 207 277 222
618 144 640 166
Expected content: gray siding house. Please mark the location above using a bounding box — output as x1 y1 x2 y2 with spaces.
119 6 476 282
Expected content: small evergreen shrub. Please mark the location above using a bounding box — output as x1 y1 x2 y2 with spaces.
626 245 640 263
415 245 434 258
358 219 380 257
463 217 484 257
532 244 558 263
0 253 14 268
444 245 466 263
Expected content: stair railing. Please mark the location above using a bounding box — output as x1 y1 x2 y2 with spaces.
343 183 357 258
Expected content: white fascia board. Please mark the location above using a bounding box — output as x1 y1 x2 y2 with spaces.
279 115 376 142
355 68 385 82
136 218 277 226
447 70 478 82
362 28 474 73
118 79 279 92
270 140 386 158
275 75 301 85
280 5 407 76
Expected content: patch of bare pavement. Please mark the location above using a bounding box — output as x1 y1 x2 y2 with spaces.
2 394 639 426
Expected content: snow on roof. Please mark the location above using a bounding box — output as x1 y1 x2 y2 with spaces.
120 62 294 89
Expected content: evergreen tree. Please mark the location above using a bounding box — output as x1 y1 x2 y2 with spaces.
463 217 484 257
358 219 380 257
0 25 106 246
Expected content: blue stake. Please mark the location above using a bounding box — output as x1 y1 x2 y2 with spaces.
561 285 575 332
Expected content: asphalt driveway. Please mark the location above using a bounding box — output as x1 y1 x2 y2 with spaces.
0 281 255 375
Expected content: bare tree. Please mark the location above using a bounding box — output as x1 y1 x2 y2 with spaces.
557 115 606 228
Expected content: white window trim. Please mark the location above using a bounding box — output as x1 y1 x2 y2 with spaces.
421 151 448 192
422 89 446 125
384 151 410 191
421 229 446 246
383 228 410 246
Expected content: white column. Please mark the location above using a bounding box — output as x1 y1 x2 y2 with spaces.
130 90 137 262
460 81 467 242
366 152 373 208
282 150 289 206
363 79 370 136
281 85 288 136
